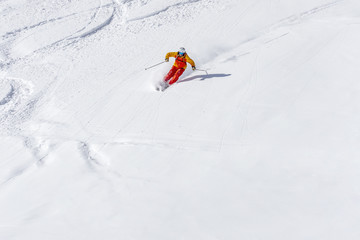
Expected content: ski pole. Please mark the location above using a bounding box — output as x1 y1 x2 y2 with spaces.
145 61 166 70
195 69 209 75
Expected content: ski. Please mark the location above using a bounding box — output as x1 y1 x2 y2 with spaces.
155 80 170 91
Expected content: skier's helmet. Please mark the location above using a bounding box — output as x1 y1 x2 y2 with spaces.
179 47 186 56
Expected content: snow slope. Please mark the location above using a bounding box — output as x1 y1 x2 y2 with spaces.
1 0 360 239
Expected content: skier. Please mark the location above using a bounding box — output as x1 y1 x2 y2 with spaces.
164 47 196 85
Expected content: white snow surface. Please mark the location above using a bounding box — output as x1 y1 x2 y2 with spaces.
1 0 360 239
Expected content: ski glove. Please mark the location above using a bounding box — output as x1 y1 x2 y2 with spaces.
165 58 169 62
192 66 196 71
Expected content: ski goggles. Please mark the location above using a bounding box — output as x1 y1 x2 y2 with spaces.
178 52 185 56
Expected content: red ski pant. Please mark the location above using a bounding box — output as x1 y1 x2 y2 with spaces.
164 66 185 85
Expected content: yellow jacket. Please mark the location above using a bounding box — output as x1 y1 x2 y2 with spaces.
165 52 195 69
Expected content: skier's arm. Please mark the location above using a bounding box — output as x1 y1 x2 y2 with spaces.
185 55 196 69
165 52 177 61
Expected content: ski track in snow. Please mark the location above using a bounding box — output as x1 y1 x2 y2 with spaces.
0 0 210 67
70 9 116 39
127 0 201 22
206 0 348 88
78 141 110 170
0 137 54 187
269 0 345 29
0 77 34 131
0 3 116 66
0 3 114 41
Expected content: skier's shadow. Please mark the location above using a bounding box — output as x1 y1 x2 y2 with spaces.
179 73 231 83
